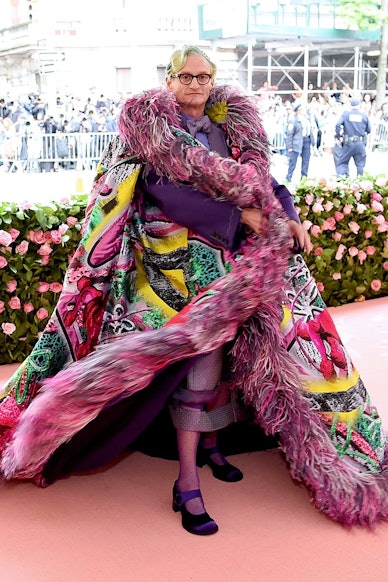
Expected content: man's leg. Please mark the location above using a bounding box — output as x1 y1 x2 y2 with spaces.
333 143 342 174
300 138 311 178
170 348 223 514
335 144 352 177
352 142 367 175
286 150 299 182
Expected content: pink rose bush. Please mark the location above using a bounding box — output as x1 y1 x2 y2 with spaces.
0 195 86 363
294 175 388 306
1 175 387 362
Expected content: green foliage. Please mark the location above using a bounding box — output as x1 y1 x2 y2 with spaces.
294 174 388 307
0 195 87 363
335 0 383 30
1 180 387 363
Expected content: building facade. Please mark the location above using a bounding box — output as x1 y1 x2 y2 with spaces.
0 0 384 103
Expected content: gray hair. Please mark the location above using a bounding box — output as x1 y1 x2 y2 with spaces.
166 45 217 79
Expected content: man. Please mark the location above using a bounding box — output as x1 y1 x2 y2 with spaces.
0 98 10 119
285 102 316 183
334 97 371 177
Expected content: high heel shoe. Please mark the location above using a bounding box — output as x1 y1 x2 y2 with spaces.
198 446 243 482
172 481 218 536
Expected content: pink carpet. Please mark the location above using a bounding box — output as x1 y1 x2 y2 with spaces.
1 297 387 582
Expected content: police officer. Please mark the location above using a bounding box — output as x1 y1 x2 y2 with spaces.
334 97 371 177
285 102 316 183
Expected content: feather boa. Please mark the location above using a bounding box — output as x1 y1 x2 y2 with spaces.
2 86 388 527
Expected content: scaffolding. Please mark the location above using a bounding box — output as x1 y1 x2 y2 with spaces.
199 0 384 97
234 41 380 96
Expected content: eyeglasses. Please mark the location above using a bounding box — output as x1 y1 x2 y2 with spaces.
170 73 212 85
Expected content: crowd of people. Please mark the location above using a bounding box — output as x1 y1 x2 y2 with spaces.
0 92 123 172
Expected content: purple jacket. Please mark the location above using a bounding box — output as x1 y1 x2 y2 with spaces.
143 172 299 252
142 114 299 252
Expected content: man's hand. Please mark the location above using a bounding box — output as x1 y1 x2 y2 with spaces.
287 220 313 255
240 211 312 255
240 208 266 235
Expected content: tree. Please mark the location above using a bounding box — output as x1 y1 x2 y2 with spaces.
336 0 388 109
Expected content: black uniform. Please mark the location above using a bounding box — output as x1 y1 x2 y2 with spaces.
334 100 371 177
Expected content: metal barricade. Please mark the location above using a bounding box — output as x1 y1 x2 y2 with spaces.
266 120 388 154
2 125 388 171
370 122 388 151
2 131 118 172
270 130 287 153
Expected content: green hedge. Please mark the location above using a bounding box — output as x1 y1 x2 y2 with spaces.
295 174 388 307
0 175 387 364
0 196 87 363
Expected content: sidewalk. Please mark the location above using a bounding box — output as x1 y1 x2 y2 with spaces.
271 148 387 186
0 167 94 202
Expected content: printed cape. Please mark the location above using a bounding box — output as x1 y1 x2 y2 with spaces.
0 85 387 527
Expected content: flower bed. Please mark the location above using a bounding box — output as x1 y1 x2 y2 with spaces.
0 175 387 364
0 196 87 364
295 175 388 307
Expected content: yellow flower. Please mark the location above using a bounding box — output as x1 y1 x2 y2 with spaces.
206 101 228 123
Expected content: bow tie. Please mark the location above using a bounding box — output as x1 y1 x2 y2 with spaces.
186 115 212 137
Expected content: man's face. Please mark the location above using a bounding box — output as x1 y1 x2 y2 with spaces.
166 55 214 110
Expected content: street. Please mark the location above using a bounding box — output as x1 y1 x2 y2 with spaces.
270 148 387 187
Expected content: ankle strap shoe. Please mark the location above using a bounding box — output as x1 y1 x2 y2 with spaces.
172 481 218 536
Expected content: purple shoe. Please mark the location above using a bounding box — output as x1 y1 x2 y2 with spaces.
172 481 218 536
198 446 243 482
